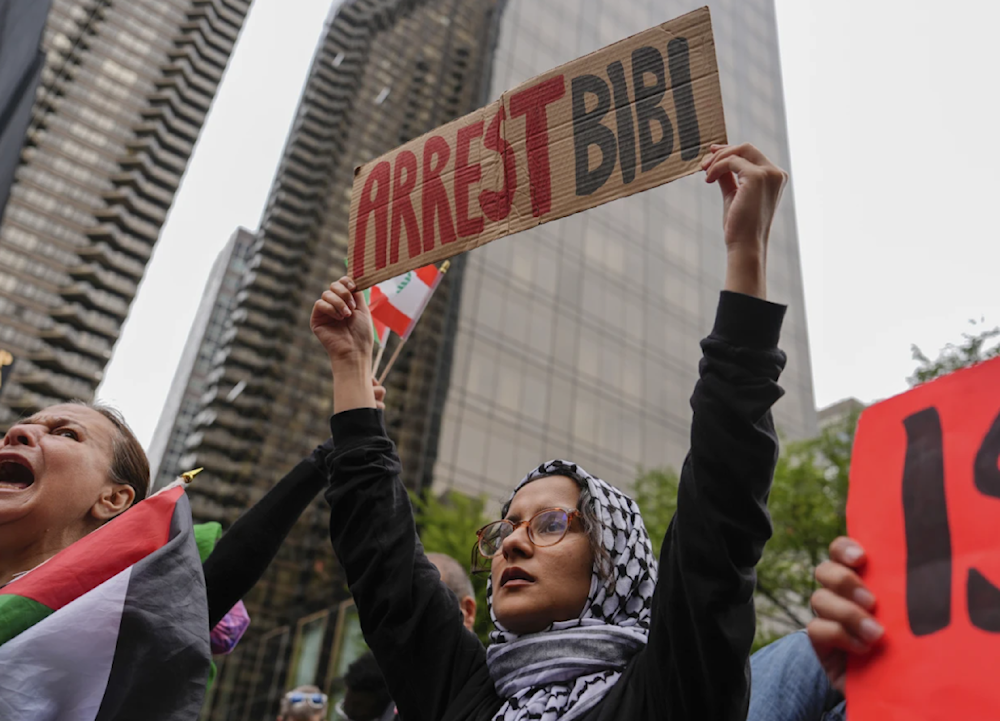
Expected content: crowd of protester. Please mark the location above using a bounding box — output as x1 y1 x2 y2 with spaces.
0 144 881 721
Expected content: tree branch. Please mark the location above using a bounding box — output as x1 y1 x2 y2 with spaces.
757 584 808 629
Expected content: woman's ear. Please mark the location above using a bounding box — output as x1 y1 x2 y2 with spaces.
91 484 135 522
460 595 477 632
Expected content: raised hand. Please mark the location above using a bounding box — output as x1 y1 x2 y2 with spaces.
702 143 788 299
310 276 373 366
311 276 377 412
806 536 884 694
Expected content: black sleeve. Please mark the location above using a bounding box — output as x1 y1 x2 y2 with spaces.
203 439 333 629
642 291 787 720
325 410 487 721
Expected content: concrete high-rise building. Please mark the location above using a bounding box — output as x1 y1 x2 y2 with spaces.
183 2 505 717
432 0 817 500
147 227 254 491
0 0 251 430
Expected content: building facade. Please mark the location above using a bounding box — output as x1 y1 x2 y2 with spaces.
431 0 818 503
0 0 251 429
147 227 255 490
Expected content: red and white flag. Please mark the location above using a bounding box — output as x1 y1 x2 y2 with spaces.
369 264 442 340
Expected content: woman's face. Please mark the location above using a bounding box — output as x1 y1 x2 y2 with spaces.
0 404 130 547
490 475 594 635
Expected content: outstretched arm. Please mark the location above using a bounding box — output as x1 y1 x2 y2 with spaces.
202 380 386 629
314 281 487 721
640 144 790 719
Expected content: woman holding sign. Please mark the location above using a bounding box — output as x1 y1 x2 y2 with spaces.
312 143 789 721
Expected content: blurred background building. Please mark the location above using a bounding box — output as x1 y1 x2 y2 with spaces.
146 226 255 489
0 0 252 428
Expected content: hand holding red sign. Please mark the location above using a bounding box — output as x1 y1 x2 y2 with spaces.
844 356 1000 720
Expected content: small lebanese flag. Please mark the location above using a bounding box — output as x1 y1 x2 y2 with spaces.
369 264 442 339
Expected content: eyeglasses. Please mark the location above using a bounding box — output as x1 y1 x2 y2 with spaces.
476 508 582 558
287 692 327 709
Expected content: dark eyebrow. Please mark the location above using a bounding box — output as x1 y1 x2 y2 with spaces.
25 416 83 430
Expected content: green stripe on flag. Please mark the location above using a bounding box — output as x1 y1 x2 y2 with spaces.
0 594 54 646
194 522 222 564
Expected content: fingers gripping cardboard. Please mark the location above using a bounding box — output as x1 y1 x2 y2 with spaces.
348 7 727 289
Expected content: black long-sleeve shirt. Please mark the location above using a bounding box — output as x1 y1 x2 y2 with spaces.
202 440 331 628
326 291 787 721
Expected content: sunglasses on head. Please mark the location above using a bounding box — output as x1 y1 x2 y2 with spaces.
287 692 327 708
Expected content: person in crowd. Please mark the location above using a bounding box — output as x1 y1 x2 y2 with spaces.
0 381 385 712
311 142 790 721
748 630 846 721
279 685 330 721
427 551 477 632
748 535 877 721
337 653 395 721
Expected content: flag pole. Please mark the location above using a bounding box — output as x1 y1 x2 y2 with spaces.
372 334 387 376
377 338 405 385
376 260 449 384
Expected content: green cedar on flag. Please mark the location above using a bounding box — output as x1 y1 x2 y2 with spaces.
0 483 213 720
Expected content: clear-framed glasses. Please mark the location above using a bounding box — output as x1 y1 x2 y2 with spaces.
287 691 327 709
475 507 582 558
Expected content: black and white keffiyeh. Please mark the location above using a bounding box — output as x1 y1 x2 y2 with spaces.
485 460 658 721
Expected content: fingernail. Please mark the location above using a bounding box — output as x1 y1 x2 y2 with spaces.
859 618 883 642
843 545 864 564
854 587 875 609
344 308 352 317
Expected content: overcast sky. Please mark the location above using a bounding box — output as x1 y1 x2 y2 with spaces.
97 0 1000 448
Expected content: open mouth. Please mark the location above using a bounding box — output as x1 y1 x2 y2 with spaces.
500 567 536 587
0 460 34 491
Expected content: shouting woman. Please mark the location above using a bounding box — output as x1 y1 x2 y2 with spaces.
311 143 790 721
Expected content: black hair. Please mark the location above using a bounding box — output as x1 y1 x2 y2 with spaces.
344 652 391 707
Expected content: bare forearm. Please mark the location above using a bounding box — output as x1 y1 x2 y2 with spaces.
724 247 767 300
332 358 377 413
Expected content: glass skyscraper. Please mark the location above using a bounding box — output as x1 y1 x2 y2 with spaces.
0 0 252 428
432 0 816 502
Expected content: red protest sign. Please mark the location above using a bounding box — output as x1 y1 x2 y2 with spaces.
846 357 1000 720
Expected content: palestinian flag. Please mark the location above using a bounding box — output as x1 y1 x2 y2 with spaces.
369 264 442 340
0 483 212 720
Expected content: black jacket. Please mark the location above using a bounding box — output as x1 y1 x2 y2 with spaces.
326 291 787 721
202 441 331 628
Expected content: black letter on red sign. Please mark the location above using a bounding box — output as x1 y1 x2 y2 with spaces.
667 37 701 161
901 407 952 636
572 74 615 196
969 409 1000 632
631 46 673 173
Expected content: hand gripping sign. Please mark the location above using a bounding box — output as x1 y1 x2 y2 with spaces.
847 357 1000 720
348 7 727 289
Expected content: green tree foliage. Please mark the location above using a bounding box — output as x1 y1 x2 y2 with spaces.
411 490 494 643
633 416 857 651
909 320 1000 387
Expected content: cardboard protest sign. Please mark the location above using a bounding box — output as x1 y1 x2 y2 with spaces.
348 7 726 288
846 357 1000 720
